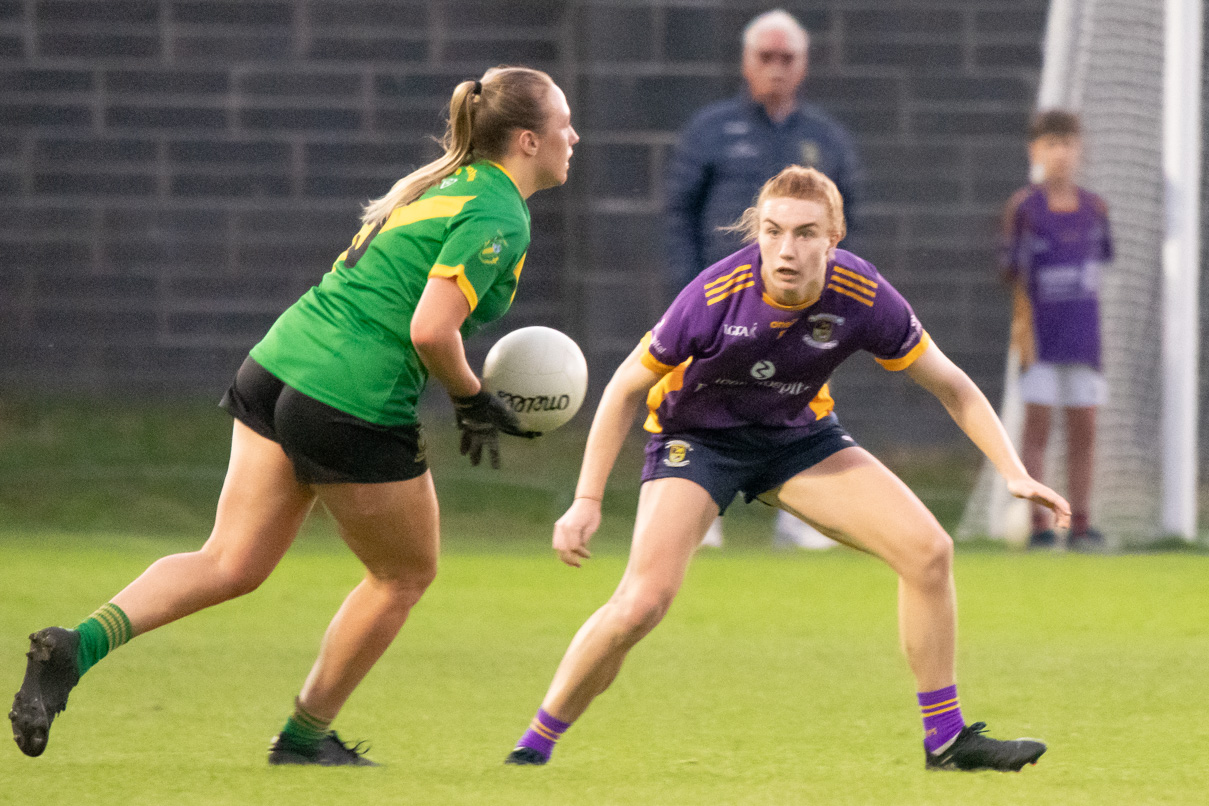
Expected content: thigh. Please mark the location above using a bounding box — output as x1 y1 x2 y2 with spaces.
760 447 947 575
204 420 317 573
315 472 440 581
613 478 719 601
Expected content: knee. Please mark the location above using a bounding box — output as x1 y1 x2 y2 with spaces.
371 559 438 608
902 531 953 590
207 552 271 600
609 587 675 642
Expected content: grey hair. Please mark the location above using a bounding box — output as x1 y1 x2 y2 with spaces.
742 9 809 54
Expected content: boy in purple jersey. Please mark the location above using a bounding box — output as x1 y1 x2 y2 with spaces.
505 166 1067 772
1002 111 1113 551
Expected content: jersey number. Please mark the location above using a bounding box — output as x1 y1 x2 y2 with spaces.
343 220 384 269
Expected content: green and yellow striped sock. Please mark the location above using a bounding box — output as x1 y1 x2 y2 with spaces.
279 699 332 752
74 603 134 676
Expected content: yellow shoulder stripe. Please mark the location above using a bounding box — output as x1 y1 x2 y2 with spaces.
832 264 878 289
876 331 933 371
829 274 877 298
705 272 754 300
827 283 875 307
704 264 753 290
707 280 756 305
383 195 476 234
430 263 479 311
333 195 477 267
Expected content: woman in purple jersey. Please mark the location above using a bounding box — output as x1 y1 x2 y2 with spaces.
505 166 1069 772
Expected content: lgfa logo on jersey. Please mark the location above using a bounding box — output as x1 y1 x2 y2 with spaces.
663 440 692 468
803 313 844 350
750 360 775 380
723 322 757 338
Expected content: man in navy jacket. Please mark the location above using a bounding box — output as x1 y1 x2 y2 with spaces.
665 9 863 292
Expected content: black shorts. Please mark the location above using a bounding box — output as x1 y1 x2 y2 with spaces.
219 357 428 485
640 418 857 514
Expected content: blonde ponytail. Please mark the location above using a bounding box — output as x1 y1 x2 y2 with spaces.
361 67 555 227
361 80 479 226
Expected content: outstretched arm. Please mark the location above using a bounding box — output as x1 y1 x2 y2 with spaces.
553 343 661 567
905 341 1070 527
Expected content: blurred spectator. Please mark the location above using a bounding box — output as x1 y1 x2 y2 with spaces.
664 8 864 549
665 8 863 292
1001 110 1112 552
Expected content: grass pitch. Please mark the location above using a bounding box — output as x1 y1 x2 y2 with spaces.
1 400 1206 803
1 534 1206 805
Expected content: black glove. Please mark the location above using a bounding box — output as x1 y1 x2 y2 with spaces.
452 389 540 469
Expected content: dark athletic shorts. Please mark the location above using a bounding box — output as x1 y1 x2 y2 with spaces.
640 416 857 514
219 357 428 485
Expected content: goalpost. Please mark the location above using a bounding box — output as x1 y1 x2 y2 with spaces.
956 0 1202 546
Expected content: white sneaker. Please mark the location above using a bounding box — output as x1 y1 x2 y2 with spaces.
773 510 837 549
700 517 724 548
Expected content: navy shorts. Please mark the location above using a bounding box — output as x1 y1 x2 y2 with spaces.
640 417 857 514
219 357 428 485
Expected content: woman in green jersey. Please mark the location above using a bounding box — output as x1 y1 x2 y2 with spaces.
11 66 578 766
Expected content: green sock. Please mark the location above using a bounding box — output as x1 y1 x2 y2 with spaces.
74 603 134 676
280 698 331 751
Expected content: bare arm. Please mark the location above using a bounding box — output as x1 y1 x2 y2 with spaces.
553 343 663 567
410 277 480 398
905 341 1070 527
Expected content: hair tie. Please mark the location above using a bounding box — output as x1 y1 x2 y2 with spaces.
472 80 482 96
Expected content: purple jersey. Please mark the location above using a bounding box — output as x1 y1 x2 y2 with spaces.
1001 185 1112 368
639 243 929 436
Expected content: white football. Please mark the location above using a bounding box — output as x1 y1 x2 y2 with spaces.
482 326 588 433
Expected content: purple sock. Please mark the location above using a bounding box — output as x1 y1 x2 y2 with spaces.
514 708 571 760
918 685 964 754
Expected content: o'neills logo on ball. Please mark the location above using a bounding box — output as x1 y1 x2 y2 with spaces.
495 390 571 413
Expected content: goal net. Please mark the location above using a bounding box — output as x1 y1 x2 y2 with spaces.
956 0 1202 546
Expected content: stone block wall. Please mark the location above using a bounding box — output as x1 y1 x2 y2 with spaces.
0 0 1053 448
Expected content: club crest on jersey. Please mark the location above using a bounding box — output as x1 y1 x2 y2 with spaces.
804 314 845 349
664 440 693 468
480 238 505 265
750 360 775 380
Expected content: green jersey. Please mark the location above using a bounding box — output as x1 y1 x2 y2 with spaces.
250 161 530 426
